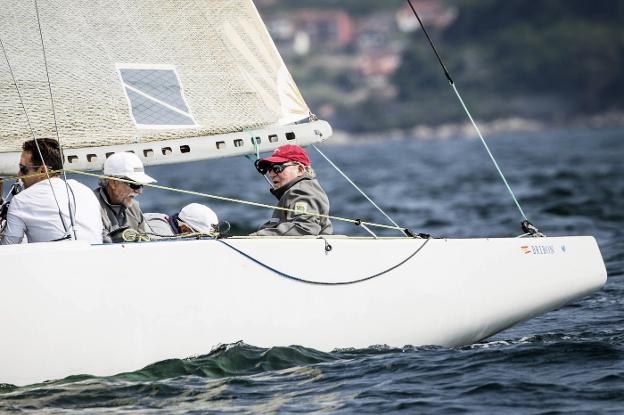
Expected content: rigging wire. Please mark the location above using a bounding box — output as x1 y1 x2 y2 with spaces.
404 0 535 231
63 169 415 234
312 144 407 236
0 36 70 237
34 0 77 239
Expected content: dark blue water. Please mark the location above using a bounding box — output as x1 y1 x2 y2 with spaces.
1 127 623 413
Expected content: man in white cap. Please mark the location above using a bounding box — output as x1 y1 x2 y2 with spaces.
94 152 156 243
145 203 219 237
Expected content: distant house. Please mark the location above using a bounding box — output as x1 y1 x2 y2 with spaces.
266 9 356 54
356 50 401 78
294 10 356 50
356 11 397 51
396 0 458 32
268 17 296 42
354 12 402 78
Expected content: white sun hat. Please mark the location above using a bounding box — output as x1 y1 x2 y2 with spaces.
103 152 156 184
178 203 219 234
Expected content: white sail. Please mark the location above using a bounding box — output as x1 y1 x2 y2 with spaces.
0 0 310 155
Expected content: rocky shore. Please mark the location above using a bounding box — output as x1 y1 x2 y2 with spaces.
327 111 624 144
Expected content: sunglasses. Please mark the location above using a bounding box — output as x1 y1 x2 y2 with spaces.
254 161 296 175
119 177 143 190
18 164 41 175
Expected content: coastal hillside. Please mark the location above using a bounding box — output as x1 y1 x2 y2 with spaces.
257 0 624 134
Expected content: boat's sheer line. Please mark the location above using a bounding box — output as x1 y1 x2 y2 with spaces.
217 237 431 285
312 144 406 236
61 169 410 233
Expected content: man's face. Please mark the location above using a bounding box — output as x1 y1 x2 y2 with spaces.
18 151 46 189
268 162 304 189
106 178 142 207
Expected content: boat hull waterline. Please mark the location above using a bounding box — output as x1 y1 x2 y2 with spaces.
0 236 606 386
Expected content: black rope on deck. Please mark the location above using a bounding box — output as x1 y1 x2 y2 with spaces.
217 237 431 286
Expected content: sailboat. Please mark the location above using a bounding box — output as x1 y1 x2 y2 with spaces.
0 0 606 387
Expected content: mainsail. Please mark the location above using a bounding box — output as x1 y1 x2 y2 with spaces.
0 0 310 154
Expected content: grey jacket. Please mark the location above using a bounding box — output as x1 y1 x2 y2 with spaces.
94 187 150 243
252 175 333 236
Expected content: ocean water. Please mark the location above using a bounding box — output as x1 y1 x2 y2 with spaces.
1 127 622 413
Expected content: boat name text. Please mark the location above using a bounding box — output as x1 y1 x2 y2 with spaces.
521 245 558 255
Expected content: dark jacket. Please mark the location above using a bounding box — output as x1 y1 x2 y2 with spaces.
94 187 150 243
252 174 333 236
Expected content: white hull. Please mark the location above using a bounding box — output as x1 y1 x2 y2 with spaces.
0 235 606 386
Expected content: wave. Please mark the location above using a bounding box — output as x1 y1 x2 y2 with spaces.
2 334 622 413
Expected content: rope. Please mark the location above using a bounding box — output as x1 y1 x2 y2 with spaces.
244 133 273 187
0 35 70 237
358 221 377 238
63 169 409 232
312 144 406 235
34 0 77 239
122 228 220 242
405 0 530 224
251 134 260 160
217 237 431 285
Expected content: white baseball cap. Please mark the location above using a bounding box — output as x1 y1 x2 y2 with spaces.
103 152 156 184
178 203 219 234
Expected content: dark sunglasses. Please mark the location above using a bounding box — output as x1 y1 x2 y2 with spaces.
119 177 143 190
18 164 41 175
254 160 295 175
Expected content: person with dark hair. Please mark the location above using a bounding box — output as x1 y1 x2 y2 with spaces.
0 138 102 244
251 144 332 236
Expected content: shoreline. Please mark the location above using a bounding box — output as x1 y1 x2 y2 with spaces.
326 111 624 144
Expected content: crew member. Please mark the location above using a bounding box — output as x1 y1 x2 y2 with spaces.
94 152 156 243
0 138 103 244
251 144 332 236
146 203 219 237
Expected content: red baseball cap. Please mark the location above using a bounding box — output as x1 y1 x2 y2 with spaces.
257 145 311 169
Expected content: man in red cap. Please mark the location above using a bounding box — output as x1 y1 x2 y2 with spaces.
251 144 332 236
